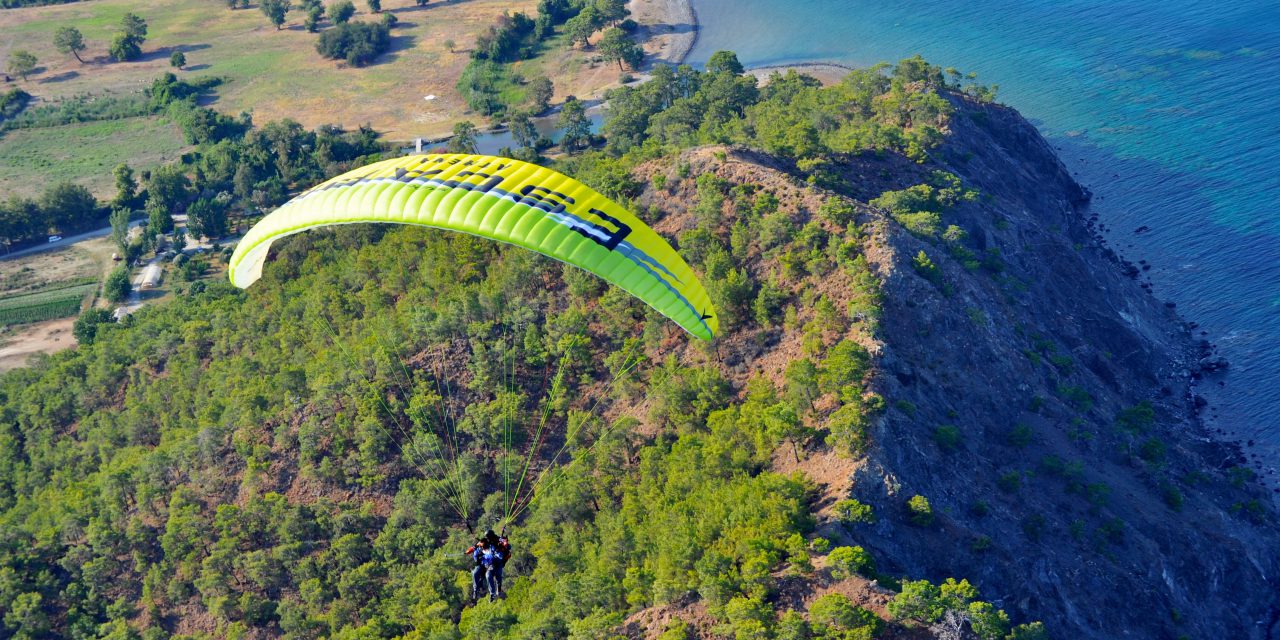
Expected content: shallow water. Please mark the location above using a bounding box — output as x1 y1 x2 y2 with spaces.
689 0 1280 462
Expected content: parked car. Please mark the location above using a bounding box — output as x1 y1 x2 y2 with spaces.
48 235 62 243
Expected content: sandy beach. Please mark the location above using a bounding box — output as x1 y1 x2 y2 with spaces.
630 0 699 65
629 0 851 85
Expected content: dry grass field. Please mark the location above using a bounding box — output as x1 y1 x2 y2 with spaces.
0 0 625 140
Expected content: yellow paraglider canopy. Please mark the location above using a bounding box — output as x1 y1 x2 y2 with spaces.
229 153 717 340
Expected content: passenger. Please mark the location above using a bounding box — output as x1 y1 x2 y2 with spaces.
465 538 490 604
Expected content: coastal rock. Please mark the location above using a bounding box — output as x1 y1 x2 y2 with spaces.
1198 355 1230 372
843 97 1280 639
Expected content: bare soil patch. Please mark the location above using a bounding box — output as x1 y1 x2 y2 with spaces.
0 317 76 372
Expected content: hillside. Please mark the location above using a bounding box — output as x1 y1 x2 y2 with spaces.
1 56 1277 640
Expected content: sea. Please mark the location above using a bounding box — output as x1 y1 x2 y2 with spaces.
687 0 1280 475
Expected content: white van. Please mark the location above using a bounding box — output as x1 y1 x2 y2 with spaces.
48 235 62 243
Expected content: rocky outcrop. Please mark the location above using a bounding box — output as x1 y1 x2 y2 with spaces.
853 97 1280 639
631 94 1279 639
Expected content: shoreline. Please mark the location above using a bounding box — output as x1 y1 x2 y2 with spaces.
631 0 699 66
631 0 853 85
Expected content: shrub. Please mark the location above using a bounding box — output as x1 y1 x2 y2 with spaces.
658 620 693 640
933 425 962 452
818 198 857 226
997 471 1021 493
1057 385 1093 412
912 250 941 284
967 601 1011 640
827 546 874 578
109 33 142 62
809 593 882 638
1007 423 1032 447
329 0 355 23
906 495 933 527
818 340 871 392
1227 465 1255 489
887 579 943 622
1116 401 1155 434
317 22 391 66
1022 514 1046 541
104 266 132 303
1009 622 1049 640
1160 481 1184 511
1138 437 1166 464
833 498 874 525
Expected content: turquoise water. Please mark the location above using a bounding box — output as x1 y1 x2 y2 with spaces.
689 1 1280 462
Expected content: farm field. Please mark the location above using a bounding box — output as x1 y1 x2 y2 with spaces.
0 115 188 198
0 0 622 140
0 281 97 326
0 237 122 367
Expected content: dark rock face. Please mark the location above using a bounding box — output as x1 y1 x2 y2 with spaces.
851 97 1280 639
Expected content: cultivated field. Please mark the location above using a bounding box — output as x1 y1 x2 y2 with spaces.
0 0 625 140
0 236 122 368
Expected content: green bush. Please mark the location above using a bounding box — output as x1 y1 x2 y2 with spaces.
1116 401 1155 434
833 498 874 525
316 22 391 66
809 593 882 638
912 250 941 284
907 495 934 527
1006 423 1033 448
104 266 131 303
827 546 874 578
933 425 962 452
997 471 1022 493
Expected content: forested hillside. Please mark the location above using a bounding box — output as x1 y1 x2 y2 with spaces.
2 52 1275 640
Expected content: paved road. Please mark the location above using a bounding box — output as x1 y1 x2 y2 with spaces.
0 220 143 261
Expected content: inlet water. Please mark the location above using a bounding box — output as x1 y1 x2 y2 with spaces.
688 0 1280 464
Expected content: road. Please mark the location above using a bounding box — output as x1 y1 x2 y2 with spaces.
0 220 144 262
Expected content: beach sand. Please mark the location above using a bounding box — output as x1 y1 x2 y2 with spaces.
629 0 850 85
630 0 699 65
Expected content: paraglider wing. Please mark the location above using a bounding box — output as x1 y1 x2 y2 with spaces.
228 154 718 340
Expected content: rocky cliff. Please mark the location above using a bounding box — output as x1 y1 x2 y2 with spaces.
856 96 1280 640
630 95 1280 639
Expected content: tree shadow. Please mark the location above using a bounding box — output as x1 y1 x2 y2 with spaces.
38 70 79 84
136 43 212 63
367 33 418 66
135 287 166 302
183 63 212 72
